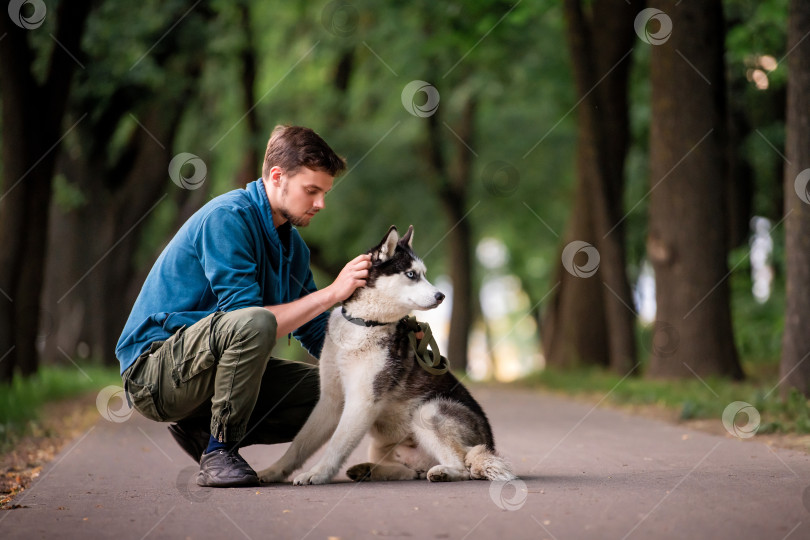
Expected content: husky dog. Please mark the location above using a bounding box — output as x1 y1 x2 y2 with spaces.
258 225 515 485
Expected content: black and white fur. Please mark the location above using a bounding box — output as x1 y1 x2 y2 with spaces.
258 226 515 484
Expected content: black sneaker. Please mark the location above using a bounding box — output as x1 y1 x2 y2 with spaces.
197 449 259 487
168 423 208 463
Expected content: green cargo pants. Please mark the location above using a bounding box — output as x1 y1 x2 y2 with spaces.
122 307 319 445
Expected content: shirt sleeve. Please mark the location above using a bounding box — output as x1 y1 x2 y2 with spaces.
193 208 263 312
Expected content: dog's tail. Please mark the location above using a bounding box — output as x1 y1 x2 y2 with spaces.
465 444 517 481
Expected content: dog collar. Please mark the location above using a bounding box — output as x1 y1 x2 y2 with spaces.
338 308 448 376
340 307 395 327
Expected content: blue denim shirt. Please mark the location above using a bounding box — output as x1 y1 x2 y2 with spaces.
115 179 327 374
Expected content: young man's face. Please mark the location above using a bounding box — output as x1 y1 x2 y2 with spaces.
268 166 333 227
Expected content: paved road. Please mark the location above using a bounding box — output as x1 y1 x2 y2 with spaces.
1 385 809 539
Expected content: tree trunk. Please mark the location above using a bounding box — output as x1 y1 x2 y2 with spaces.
780 0 810 397
38 2 216 369
43 95 201 368
234 0 261 187
542 0 638 373
0 1 93 380
646 0 743 379
424 99 477 372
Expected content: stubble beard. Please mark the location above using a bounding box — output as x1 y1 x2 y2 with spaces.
280 206 312 227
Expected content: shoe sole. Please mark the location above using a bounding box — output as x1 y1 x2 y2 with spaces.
196 472 260 488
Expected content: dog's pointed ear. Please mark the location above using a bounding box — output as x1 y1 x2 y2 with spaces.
399 225 414 249
371 225 399 263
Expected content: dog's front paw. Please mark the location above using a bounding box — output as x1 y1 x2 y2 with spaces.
293 469 332 485
258 465 289 484
346 463 374 482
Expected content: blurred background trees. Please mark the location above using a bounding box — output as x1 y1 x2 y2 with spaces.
1 0 806 397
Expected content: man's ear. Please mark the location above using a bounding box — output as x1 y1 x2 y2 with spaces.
267 166 284 187
399 225 414 249
371 225 399 263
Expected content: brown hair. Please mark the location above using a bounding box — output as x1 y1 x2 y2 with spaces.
261 125 346 180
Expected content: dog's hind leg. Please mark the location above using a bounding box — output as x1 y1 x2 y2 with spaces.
411 402 471 482
346 440 423 482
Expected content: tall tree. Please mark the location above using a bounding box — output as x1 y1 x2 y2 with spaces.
41 0 216 366
0 1 94 380
780 0 810 397
646 0 743 378
424 96 477 372
541 0 638 373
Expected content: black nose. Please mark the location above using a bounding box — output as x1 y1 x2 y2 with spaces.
435 292 445 303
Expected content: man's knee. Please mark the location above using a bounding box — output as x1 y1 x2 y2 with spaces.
228 307 277 351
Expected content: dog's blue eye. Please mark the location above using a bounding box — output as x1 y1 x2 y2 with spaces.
406 271 416 279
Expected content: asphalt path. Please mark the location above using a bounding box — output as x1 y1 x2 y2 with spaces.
1 385 809 539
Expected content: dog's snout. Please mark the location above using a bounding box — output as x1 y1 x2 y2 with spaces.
435 292 445 303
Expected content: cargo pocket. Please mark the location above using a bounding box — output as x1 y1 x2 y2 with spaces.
126 378 166 422
168 323 217 387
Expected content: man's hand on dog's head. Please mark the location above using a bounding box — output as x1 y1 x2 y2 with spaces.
328 254 372 303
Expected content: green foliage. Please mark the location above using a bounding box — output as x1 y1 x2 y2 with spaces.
52 174 87 212
729 242 785 367
47 0 792 382
0 364 122 452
